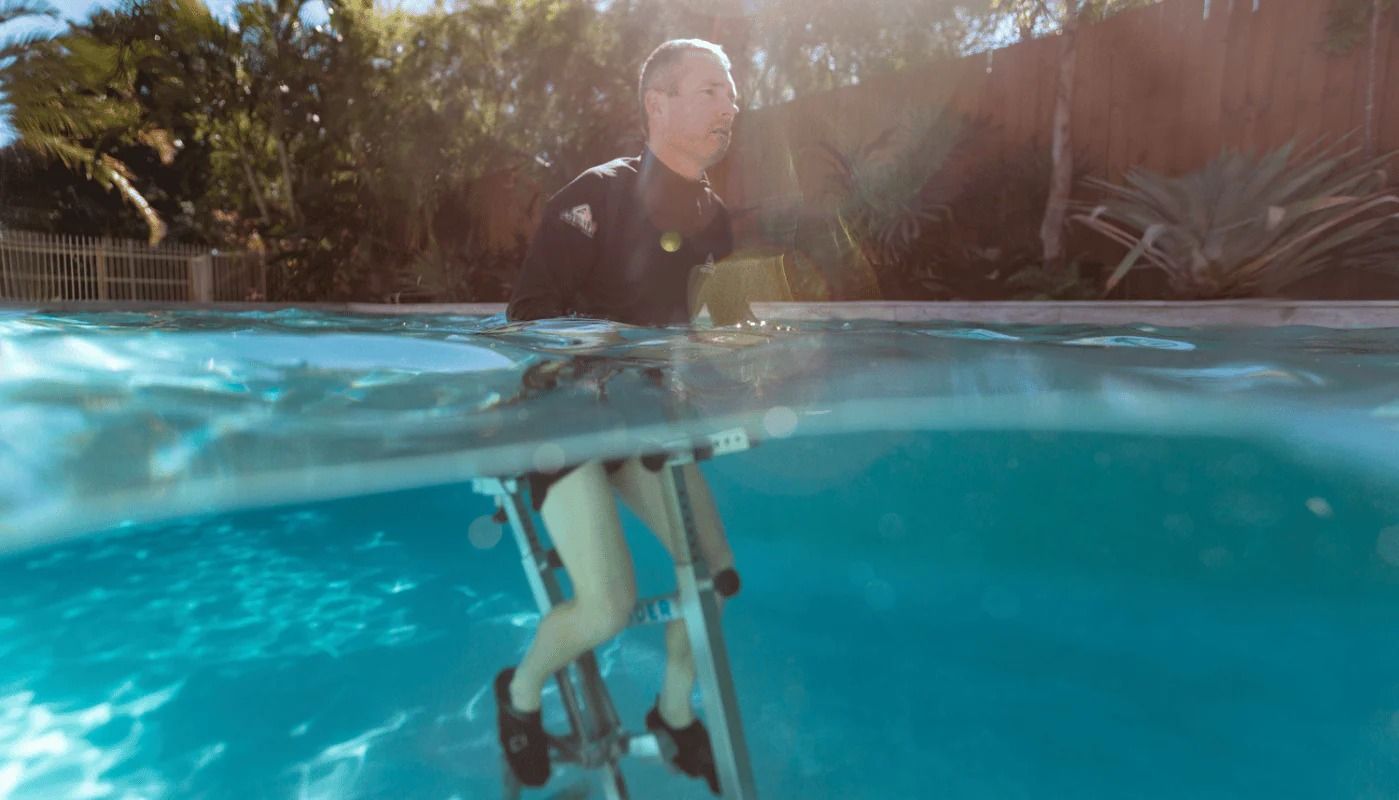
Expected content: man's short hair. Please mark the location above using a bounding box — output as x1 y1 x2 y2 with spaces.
638 39 732 135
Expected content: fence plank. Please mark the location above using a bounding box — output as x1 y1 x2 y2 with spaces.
125 238 135 300
12 233 21 300
1294 0 1331 149
30 232 38 300
1021 38 1038 149
1322 18 1362 146
1242 0 1277 156
1266 0 1306 152
1115 9 1133 174
1360 0 1394 157
1104 13 1129 177
15 232 24 299
1006 40 1030 147
1116 9 1148 177
1035 36 1056 151
67 234 76 300
1140 1 1176 173
53 233 62 300
1071 19 1097 172
1383 8 1399 170
35 231 44 301
984 46 1008 148
97 238 109 300
1219 0 1253 154
0 235 10 299
1169 0 1200 173
45 230 54 301
1034 36 1055 150
65 234 74 300
1198 0 1231 167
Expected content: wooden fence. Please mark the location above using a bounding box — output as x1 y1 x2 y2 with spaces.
715 0 1399 212
0 230 265 304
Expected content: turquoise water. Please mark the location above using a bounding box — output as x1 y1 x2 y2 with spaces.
1 310 1398 798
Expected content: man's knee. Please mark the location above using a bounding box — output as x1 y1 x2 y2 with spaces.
577 583 637 642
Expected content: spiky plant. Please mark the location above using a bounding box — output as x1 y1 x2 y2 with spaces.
1075 140 1399 298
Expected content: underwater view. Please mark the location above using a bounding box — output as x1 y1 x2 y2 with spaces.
2 309 1398 799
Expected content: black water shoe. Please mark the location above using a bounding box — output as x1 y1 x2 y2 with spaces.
494 668 550 787
646 703 720 795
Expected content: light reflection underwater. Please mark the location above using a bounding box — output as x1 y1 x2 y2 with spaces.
1 309 1397 798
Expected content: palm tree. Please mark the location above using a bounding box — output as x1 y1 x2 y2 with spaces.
1 0 168 243
0 0 56 62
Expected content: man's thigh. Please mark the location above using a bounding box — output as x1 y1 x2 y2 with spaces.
608 458 732 570
539 460 635 601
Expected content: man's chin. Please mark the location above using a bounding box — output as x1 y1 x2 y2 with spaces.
702 139 731 167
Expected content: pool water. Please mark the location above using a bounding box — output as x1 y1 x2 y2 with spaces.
1 310 1398 799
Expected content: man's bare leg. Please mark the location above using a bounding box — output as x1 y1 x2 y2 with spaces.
610 458 734 728
508 461 638 713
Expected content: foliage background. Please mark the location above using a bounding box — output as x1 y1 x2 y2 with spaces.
2 0 1395 301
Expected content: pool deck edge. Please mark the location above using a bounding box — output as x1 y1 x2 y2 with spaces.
6 299 1399 327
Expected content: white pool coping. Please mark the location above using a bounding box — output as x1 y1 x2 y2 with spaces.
6 300 1399 327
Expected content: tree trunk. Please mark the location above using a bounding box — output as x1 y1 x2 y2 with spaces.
98 154 167 246
275 135 300 223
236 142 272 223
1039 0 1081 270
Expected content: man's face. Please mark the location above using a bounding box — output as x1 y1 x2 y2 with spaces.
650 52 739 169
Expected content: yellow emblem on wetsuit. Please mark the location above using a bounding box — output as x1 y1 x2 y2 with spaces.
660 231 683 253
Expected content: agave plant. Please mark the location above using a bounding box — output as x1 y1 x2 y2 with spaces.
1074 140 1399 298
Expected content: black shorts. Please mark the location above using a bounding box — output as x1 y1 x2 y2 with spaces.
526 452 670 511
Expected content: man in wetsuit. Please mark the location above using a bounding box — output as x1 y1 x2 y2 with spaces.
494 39 742 794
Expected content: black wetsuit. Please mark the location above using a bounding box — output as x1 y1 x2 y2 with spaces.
507 148 734 326
506 149 735 508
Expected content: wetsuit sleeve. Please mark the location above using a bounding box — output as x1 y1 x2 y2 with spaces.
507 176 604 322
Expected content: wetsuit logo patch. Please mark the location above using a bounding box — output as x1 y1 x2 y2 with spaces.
560 204 596 238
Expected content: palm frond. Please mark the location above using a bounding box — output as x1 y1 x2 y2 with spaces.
0 0 55 27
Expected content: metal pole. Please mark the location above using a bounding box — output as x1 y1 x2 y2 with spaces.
662 464 758 800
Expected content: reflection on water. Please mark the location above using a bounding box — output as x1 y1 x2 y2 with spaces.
0 500 533 799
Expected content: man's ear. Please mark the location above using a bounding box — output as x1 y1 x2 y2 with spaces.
644 89 665 129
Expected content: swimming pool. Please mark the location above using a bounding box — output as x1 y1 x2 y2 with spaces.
1 309 1397 799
